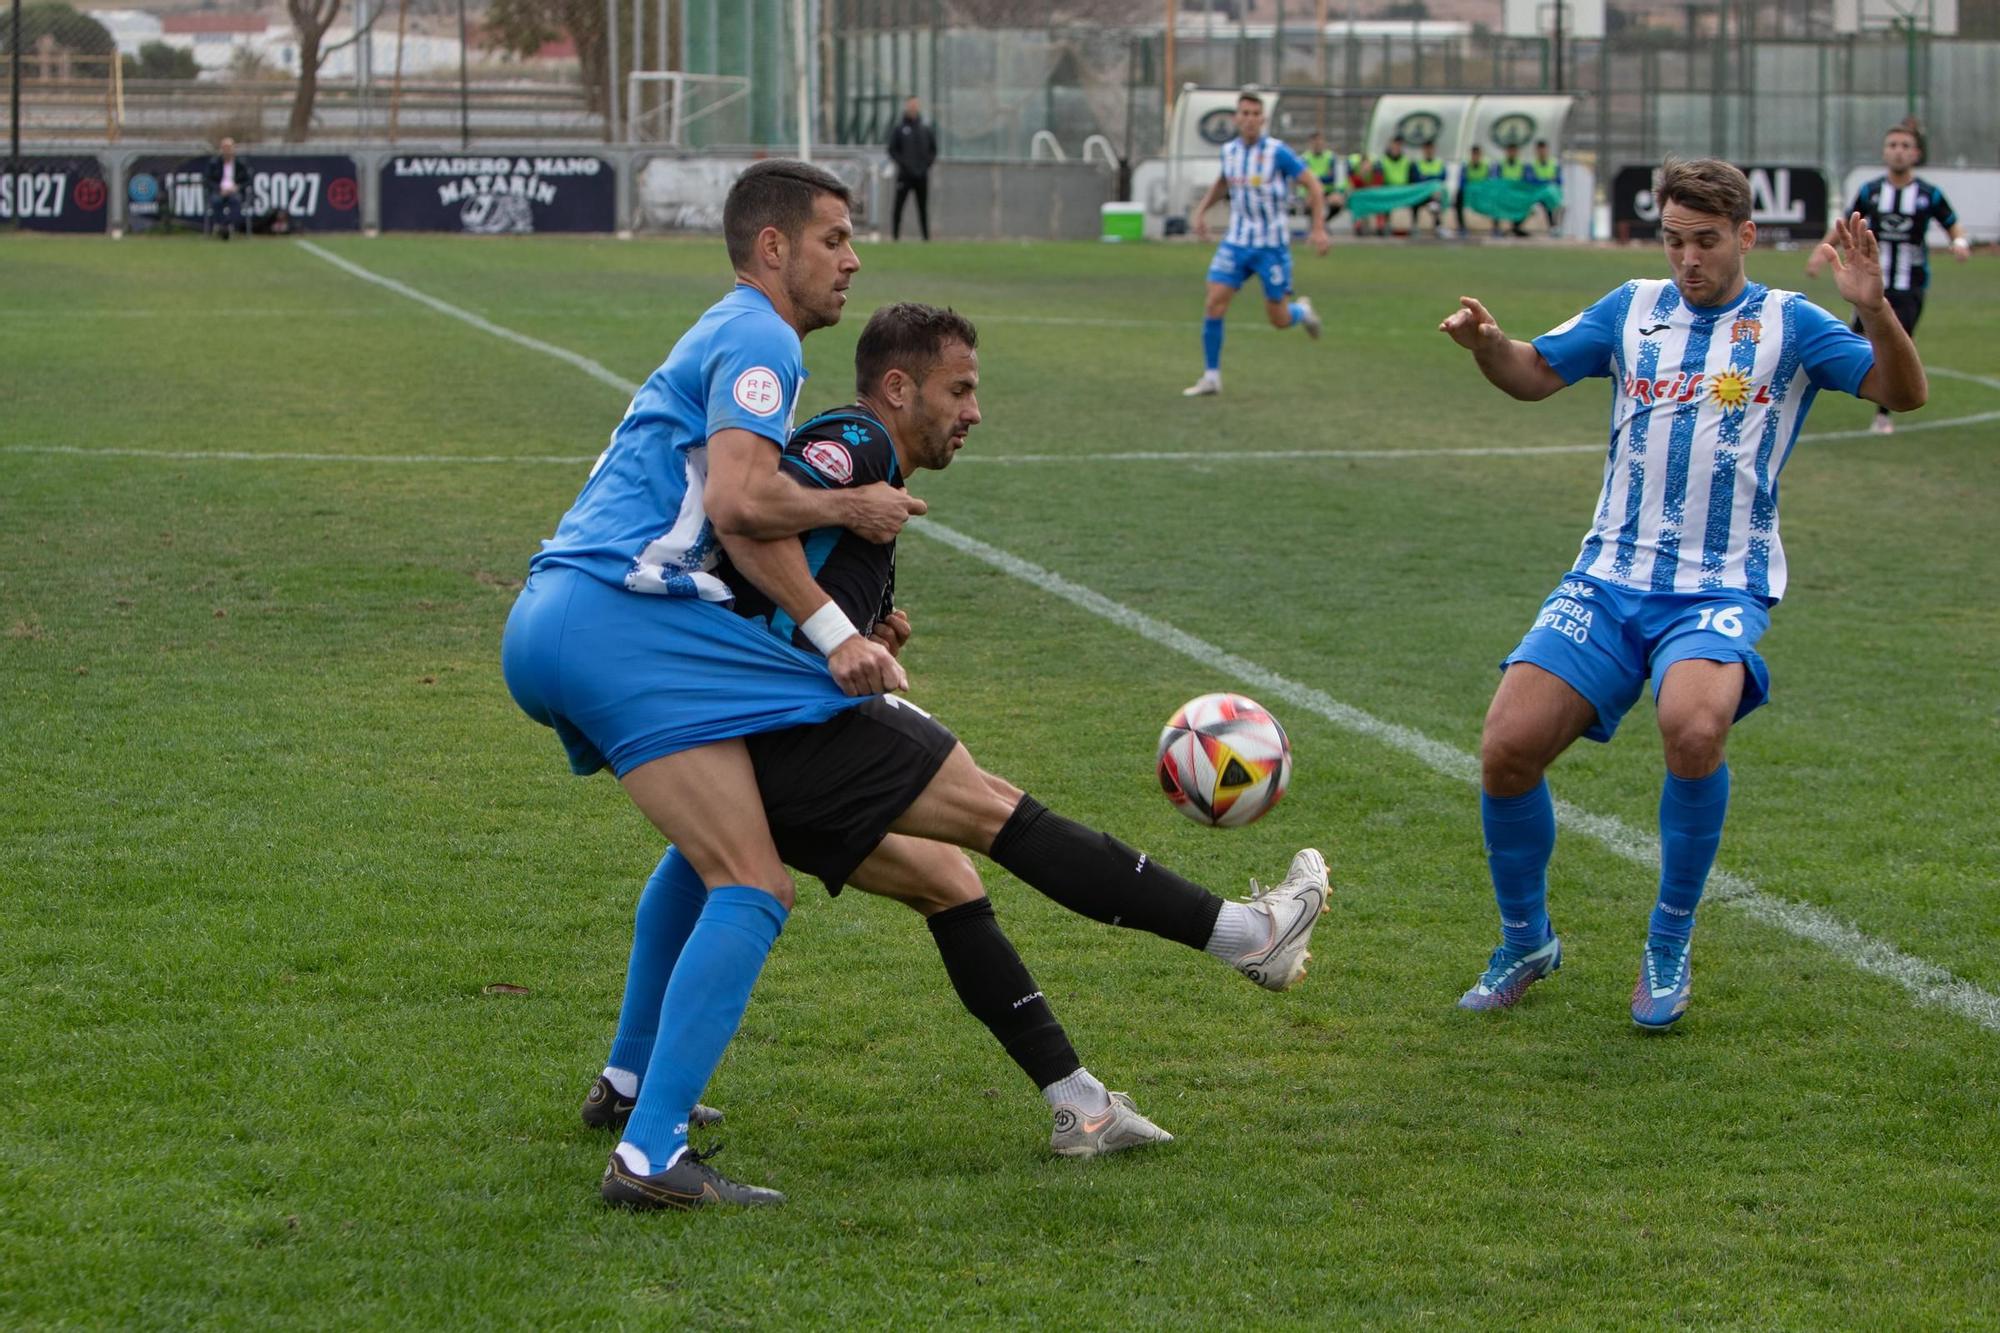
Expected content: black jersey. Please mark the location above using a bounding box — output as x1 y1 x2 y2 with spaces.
720 404 900 651
1847 176 1959 292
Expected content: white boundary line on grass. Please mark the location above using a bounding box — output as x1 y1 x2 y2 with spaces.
82 241 2000 1031
9 403 1999 470
910 520 2000 1033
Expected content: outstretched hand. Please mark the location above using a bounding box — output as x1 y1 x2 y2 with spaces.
1815 212 1886 311
1438 296 1505 352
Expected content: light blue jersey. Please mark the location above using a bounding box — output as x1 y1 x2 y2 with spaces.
1532 279 1874 602
1220 136 1307 249
532 284 806 599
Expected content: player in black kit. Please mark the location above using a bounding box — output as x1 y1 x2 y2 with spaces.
591 304 1335 1208
1807 120 1970 435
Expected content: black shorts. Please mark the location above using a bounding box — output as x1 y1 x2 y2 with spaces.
743 695 958 895
1853 288 1923 336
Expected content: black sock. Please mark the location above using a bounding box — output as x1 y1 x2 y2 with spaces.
926 897 1079 1089
987 795 1223 950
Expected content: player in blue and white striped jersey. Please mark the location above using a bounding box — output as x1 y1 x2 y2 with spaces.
1438 157 1927 1029
1806 120 1969 435
1183 90 1330 397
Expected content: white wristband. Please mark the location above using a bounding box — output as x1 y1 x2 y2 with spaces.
801 602 860 656
1952 236 1970 253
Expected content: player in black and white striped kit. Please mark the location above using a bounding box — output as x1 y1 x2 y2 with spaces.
1807 120 1970 435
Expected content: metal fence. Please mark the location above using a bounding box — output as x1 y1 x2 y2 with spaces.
7 1 1999 180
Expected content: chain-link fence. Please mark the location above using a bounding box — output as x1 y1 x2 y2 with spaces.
823 0 2000 179
6 0 1998 172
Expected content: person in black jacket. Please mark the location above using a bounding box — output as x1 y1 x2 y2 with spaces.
204 137 250 239
886 96 938 241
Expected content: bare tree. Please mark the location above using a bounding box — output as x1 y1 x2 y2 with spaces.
285 0 342 142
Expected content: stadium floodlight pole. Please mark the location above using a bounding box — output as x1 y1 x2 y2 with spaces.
10 0 21 198
457 0 469 148
1552 0 1564 93
793 0 810 160
604 0 620 143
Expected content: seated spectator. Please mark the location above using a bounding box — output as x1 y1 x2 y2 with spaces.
1457 145 1497 238
1301 132 1346 223
206 138 250 240
1413 141 1448 235
1346 150 1385 236
1377 136 1414 234
1527 139 1563 232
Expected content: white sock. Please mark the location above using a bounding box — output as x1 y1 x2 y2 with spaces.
613 1141 686 1177
602 1066 639 1098
1203 900 1261 961
1042 1068 1112 1115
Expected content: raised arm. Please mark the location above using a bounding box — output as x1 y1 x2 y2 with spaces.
1823 213 1928 412
1437 296 1567 402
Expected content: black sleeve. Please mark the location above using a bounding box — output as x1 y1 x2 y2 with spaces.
778 415 896 489
722 413 901 649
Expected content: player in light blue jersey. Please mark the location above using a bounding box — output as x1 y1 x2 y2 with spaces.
502 160 926 1209
1183 89 1330 397
1438 157 1927 1028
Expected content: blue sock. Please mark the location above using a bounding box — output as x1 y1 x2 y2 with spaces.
1201 316 1224 371
1482 781 1555 951
622 885 788 1171
1651 765 1730 945
1286 301 1305 328
605 848 708 1081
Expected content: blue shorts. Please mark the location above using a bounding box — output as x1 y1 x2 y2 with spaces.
1501 573 1773 744
1206 242 1292 301
501 565 870 777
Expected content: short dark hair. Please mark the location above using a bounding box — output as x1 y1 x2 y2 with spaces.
1886 117 1926 163
723 160 853 270
1656 156 1752 225
855 303 978 397
1237 90 1264 109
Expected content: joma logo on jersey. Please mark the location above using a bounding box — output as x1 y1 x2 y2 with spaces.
1621 371 1770 407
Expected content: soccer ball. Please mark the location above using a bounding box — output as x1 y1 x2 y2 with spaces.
1156 692 1292 827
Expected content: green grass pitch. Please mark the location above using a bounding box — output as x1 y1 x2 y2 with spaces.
3 228 1997 1327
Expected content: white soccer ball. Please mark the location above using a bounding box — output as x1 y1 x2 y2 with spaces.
1156 692 1292 827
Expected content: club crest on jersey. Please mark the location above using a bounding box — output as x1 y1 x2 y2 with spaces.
733 366 784 416
1729 317 1762 346
800 439 854 484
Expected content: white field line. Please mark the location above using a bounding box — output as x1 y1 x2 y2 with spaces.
909 520 2000 1034
294 240 636 395
8 405 1996 471
74 241 2000 1034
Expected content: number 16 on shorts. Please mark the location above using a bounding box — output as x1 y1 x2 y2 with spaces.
1693 605 1745 638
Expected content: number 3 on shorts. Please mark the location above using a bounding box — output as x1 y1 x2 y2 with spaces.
1694 606 1745 637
